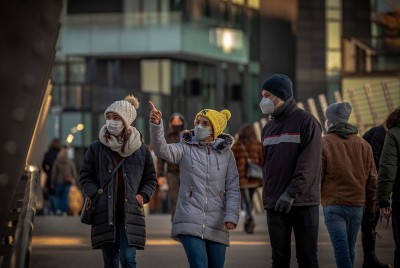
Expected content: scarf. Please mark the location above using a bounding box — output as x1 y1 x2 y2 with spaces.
328 122 358 138
98 125 142 157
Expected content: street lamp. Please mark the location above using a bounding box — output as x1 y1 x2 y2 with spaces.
65 123 85 147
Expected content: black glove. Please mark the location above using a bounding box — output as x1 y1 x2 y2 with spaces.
274 192 295 213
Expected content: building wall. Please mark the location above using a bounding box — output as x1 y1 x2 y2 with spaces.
296 0 326 102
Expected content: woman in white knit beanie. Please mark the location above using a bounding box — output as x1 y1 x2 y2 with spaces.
79 95 157 268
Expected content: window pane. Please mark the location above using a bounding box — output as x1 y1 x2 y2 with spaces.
141 60 160 93
326 51 342 71
327 22 341 49
248 0 260 9
326 9 341 20
326 0 341 8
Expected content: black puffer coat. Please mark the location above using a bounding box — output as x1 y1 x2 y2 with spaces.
79 141 157 249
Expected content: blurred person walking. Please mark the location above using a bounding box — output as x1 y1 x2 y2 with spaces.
377 107 400 268
231 123 262 234
322 102 377 268
259 74 322 268
79 95 157 268
157 113 186 219
51 147 78 215
149 101 240 268
41 138 61 215
362 122 391 268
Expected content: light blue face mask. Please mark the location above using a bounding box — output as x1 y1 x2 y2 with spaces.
194 125 211 141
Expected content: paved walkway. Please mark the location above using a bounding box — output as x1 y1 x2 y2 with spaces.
30 208 394 268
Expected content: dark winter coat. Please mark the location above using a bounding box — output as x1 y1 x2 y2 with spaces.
362 125 386 170
79 141 157 249
377 125 400 207
261 98 322 210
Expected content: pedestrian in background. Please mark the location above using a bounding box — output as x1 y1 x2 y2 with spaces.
322 102 377 268
362 122 391 268
259 74 322 268
231 123 262 234
157 112 186 220
41 138 61 215
80 95 157 268
149 101 240 268
51 147 78 215
377 106 400 268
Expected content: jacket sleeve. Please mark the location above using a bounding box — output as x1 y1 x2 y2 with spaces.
287 116 322 199
224 151 240 225
150 120 183 164
321 140 327 184
138 146 158 204
365 146 377 212
377 130 398 207
79 143 99 199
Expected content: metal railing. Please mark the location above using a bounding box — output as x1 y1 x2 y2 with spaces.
0 166 39 268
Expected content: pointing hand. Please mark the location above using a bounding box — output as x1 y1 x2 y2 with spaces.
149 100 162 125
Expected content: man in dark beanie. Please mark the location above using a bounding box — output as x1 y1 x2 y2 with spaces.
322 102 377 268
260 74 322 267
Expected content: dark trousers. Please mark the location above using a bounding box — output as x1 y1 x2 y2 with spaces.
266 206 319 268
361 206 381 260
393 201 400 267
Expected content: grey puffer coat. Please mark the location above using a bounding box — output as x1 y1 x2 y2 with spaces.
79 141 157 249
150 120 240 246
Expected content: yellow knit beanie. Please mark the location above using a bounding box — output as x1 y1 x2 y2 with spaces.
195 109 231 139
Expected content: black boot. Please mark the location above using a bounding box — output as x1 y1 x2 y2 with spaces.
362 256 391 268
244 218 255 234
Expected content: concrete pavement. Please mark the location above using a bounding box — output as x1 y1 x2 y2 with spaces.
30 208 394 268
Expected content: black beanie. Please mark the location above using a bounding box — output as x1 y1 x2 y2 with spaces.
261 74 293 101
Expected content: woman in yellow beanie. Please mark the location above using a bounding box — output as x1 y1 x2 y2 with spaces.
149 101 240 268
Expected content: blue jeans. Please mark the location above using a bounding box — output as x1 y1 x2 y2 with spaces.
241 188 257 221
179 235 227 268
323 206 363 268
266 206 319 268
55 184 70 213
102 223 137 268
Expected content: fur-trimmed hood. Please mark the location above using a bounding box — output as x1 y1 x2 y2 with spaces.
180 129 234 153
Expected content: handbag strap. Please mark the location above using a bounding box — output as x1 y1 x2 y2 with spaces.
91 158 125 203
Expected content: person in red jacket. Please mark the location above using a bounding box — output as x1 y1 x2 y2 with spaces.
231 124 262 234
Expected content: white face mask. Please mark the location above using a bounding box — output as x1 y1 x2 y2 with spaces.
194 125 211 141
259 97 276 114
106 120 124 136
